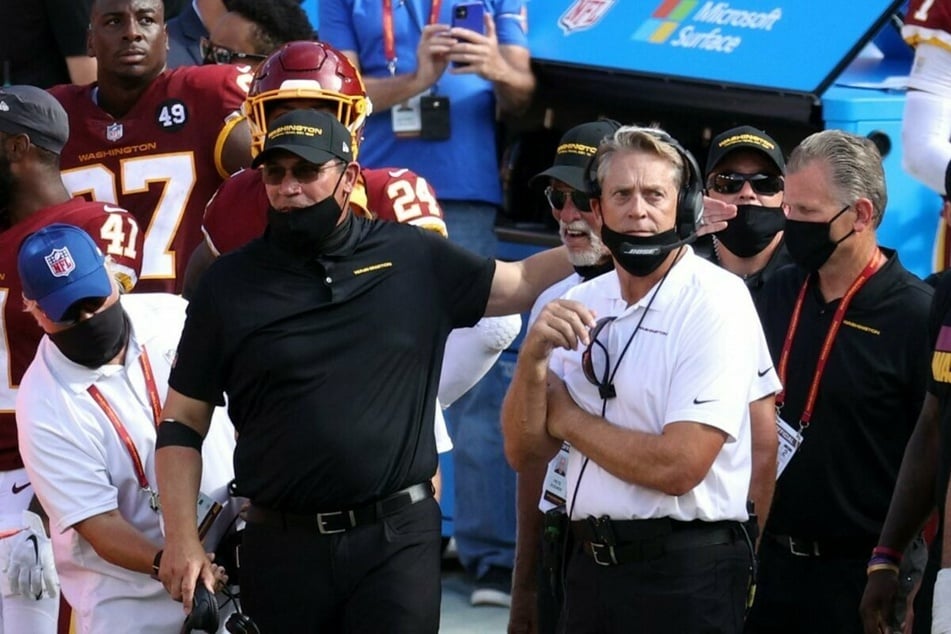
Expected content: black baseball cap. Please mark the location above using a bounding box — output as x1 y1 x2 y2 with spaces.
705 125 785 177
251 110 353 167
530 120 621 191
0 85 69 154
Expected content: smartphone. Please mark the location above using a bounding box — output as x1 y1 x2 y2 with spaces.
451 2 485 67
452 2 485 35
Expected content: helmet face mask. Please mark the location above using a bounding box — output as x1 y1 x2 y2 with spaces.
244 41 372 159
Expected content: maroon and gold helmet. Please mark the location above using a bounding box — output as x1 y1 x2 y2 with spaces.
244 41 372 158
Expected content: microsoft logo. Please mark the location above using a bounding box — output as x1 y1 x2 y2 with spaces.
633 0 698 43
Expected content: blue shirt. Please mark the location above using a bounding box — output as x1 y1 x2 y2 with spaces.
320 0 529 205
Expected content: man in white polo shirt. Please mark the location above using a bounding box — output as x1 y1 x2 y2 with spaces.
502 125 777 632
14 224 236 633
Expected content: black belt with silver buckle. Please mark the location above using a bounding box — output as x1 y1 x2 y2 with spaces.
247 482 434 535
765 532 875 559
570 517 739 567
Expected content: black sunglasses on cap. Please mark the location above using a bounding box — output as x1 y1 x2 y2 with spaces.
709 172 784 196
544 186 592 212
200 37 268 66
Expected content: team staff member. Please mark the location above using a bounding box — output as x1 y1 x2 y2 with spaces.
749 130 933 634
155 110 571 633
187 41 515 469
704 125 791 302
50 0 253 295
509 120 617 634
502 125 772 633
0 85 144 634
704 124 789 541
15 225 235 633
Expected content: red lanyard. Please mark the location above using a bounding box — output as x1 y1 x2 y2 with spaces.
87 347 161 492
382 0 443 73
776 252 884 429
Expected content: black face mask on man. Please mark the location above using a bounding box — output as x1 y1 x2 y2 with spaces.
600 222 691 277
716 204 785 257
784 204 854 272
267 169 347 255
49 299 130 368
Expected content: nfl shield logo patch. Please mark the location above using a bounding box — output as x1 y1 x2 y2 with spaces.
106 122 124 142
45 248 75 277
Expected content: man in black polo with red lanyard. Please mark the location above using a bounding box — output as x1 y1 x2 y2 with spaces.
747 129 932 633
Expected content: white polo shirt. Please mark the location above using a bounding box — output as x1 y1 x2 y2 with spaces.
551 247 769 523
16 294 236 634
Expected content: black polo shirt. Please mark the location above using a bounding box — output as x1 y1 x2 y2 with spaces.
709 241 793 305
758 249 933 540
170 217 495 512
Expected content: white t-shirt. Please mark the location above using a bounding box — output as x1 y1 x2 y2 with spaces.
16 294 236 634
550 248 766 522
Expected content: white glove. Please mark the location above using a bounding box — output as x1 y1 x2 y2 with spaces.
1 511 59 600
934 568 951 633
439 314 522 408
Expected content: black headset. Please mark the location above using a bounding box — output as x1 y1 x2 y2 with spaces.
584 126 704 238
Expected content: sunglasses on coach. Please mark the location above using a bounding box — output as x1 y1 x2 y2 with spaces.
709 172 784 196
200 37 268 66
581 316 617 400
260 161 343 186
545 186 592 212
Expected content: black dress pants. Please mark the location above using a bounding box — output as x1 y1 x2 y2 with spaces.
559 537 750 633
240 496 442 633
745 537 867 634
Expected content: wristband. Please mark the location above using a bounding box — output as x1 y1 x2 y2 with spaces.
151 549 163 580
156 419 203 452
871 545 903 564
867 562 900 576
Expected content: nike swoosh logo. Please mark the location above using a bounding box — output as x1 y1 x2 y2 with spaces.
26 535 40 599
693 398 718 405
11 482 30 495
387 169 409 178
758 366 773 377
103 204 125 213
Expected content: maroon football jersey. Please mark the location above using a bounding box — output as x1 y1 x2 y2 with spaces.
203 166 446 255
50 64 250 293
904 0 951 46
0 199 143 470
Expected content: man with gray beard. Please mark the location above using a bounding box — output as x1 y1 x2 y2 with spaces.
509 120 617 634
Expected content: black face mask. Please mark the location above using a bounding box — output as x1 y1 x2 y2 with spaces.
716 205 785 258
49 300 129 368
784 205 854 272
267 194 345 255
600 222 690 277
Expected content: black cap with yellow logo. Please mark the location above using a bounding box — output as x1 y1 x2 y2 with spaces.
705 125 785 177
251 110 354 168
530 120 621 192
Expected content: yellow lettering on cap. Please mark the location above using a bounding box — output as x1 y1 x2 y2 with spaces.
718 133 775 152
267 124 324 140
556 142 597 157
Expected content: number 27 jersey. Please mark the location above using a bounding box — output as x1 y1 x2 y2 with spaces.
50 65 247 293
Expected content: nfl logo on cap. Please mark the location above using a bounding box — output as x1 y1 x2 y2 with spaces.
45 247 76 277
17 224 113 322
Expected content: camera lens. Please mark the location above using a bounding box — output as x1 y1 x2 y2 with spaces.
456 6 467 17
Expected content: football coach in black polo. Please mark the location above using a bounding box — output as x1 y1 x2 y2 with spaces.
152 109 574 633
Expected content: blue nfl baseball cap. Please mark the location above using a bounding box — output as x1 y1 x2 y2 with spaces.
17 224 112 322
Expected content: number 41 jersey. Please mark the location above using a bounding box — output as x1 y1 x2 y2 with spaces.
50 64 248 294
